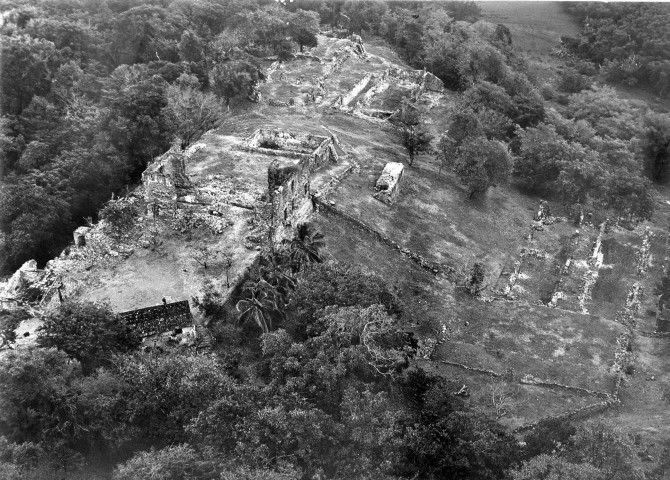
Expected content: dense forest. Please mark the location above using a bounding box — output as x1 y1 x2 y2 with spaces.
562 2 670 98
1 0 668 479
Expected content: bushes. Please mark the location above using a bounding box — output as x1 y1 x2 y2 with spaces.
99 198 138 239
284 261 403 340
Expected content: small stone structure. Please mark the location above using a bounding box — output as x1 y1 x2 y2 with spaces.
246 128 328 156
141 148 191 189
0 260 45 301
73 226 90 247
350 33 366 55
244 128 338 243
423 71 444 93
118 300 194 338
373 162 404 205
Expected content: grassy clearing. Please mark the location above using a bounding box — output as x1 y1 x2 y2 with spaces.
326 120 540 286
439 301 624 389
425 361 601 430
479 2 580 58
314 210 454 336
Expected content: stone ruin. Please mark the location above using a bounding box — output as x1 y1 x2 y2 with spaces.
350 33 366 55
73 226 90 247
244 128 339 243
245 129 338 166
0 260 45 303
373 162 404 205
141 148 191 189
117 299 194 338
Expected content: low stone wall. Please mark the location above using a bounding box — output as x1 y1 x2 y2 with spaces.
340 73 373 107
315 197 456 278
247 128 326 152
514 399 617 434
268 99 294 107
519 374 611 399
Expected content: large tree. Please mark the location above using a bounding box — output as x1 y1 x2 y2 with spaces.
451 136 513 198
166 76 225 149
288 9 320 52
211 60 259 109
38 301 139 374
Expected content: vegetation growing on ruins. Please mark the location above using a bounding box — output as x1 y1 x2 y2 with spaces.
2 0 670 478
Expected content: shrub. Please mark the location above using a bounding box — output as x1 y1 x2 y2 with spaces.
100 198 138 239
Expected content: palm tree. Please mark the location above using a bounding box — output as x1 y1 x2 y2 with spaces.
259 253 296 301
286 223 325 271
235 279 283 333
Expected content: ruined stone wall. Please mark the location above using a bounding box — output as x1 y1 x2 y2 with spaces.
142 148 191 189
247 129 325 153
340 73 373 107
264 131 338 244
268 157 312 243
118 300 194 337
373 162 404 205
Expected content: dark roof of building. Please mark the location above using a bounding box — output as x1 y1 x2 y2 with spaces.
118 300 193 337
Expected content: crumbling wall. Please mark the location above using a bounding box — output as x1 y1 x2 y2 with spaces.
247 129 325 153
142 148 191 189
268 157 312 243
118 300 194 337
340 73 373 107
423 71 444 92
373 162 404 205
260 129 338 244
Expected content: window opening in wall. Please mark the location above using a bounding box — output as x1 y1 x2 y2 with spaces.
173 328 182 335
304 183 308 195
291 199 295 212
284 208 288 222
291 180 294 193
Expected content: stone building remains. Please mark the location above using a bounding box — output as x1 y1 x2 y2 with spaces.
117 299 194 338
141 148 191 189
373 162 404 205
73 226 90 247
241 128 339 243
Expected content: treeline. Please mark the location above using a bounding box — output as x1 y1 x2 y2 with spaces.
0 254 648 479
562 2 670 98
0 0 321 275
